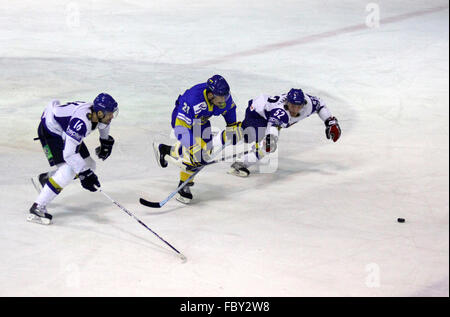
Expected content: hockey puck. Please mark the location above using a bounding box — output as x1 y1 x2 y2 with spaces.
397 218 405 223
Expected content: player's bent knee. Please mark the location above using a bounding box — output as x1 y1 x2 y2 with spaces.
52 164 77 188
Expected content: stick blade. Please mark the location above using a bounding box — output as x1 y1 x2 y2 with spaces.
179 254 187 263
139 198 162 208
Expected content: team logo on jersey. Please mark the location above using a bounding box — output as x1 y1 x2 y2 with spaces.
193 102 208 115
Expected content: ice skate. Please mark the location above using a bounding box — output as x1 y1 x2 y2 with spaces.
38 172 49 187
153 142 171 168
30 172 50 194
228 162 250 177
27 203 53 225
176 181 194 204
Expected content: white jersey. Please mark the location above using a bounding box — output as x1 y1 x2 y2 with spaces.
249 93 332 137
41 100 110 173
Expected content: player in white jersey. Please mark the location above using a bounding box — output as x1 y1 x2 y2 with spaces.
227 88 341 177
28 93 119 225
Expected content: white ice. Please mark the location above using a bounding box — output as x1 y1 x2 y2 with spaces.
0 0 448 296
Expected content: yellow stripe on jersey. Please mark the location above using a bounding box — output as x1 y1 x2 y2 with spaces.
203 89 213 112
175 118 192 129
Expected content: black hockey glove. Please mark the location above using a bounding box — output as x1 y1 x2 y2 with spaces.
79 169 100 192
325 117 341 142
95 136 115 160
264 134 278 153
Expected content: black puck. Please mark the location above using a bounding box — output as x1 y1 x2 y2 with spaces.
397 218 405 223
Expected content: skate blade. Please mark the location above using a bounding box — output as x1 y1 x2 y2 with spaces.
30 177 42 194
27 214 51 225
227 168 249 178
176 194 192 204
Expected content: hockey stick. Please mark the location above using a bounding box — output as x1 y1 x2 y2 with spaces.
99 189 187 261
202 149 251 167
139 166 202 208
30 177 41 194
169 148 252 171
140 144 233 208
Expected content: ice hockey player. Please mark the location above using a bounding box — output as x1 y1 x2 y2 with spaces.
228 88 341 177
28 93 119 225
153 75 242 204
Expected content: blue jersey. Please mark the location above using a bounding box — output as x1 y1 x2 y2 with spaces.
171 83 237 147
172 83 237 128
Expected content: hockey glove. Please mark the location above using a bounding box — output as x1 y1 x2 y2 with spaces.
264 134 278 153
325 117 341 142
224 122 243 145
95 136 115 160
79 169 100 192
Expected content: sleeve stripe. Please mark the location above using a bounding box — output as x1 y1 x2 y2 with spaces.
175 118 192 129
176 113 192 125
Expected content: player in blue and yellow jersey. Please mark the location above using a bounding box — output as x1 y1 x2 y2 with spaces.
153 75 242 204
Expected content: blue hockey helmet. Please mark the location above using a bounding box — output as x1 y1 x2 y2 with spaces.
206 75 230 97
93 93 118 115
287 88 306 105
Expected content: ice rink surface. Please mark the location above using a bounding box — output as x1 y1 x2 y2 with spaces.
0 0 448 296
